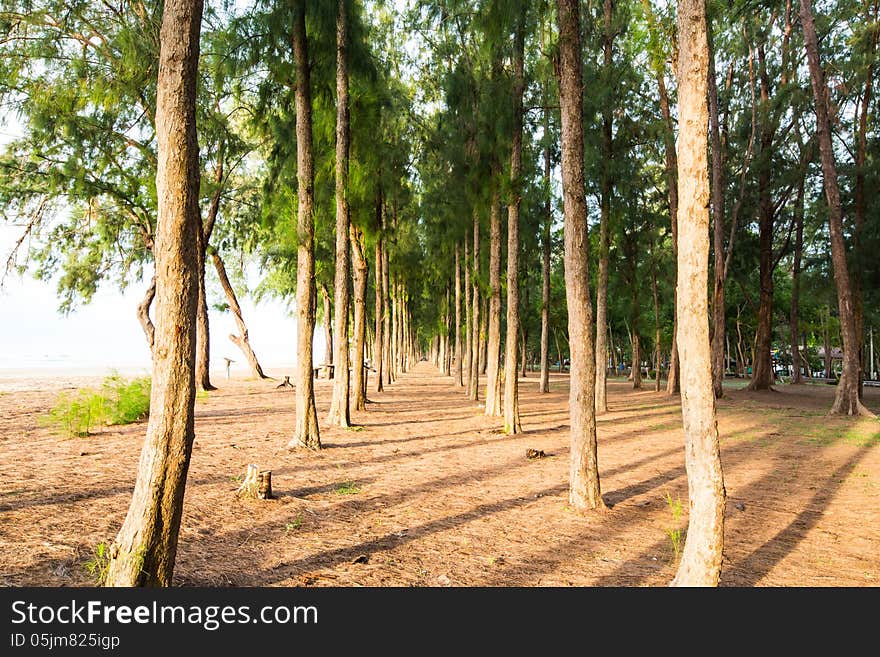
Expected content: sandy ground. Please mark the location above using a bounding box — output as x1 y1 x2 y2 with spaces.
1 362 878 587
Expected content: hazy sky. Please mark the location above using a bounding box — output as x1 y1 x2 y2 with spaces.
0 225 328 375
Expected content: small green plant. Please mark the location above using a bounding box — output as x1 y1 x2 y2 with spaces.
42 373 150 438
101 373 151 424
196 389 209 402
285 515 304 532
41 389 107 437
664 492 685 564
335 481 361 495
85 542 111 584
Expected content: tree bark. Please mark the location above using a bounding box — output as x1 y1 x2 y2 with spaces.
321 284 333 371
454 243 463 386
708 21 726 399
671 0 726 587
747 68 775 392
195 264 215 391
328 0 351 427
479 293 487 375
539 103 552 394
632 334 642 389
469 210 480 401
504 16 525 434
485 187 502 416
853 0 878 398
104 0 203 586
595 0 614 414
391 278 398 380
789 179 804 384
672 0 725 586
351 224 368 411
211 252 269 379
373 201 384 392
465 236 473 395
800 0 875 417
652 252 662 392
138 276 156 352
557 0 604 512
659 71 680 395
382 236 391 384
194 158 224 392
289 0 320 449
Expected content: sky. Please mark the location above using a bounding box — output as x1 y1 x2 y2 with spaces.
0 224 327 375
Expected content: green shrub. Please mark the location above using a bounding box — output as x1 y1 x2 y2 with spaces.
42 373 151 438
41 389 107 438
101 373 151 424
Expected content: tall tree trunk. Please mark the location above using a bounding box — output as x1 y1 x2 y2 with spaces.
479 294 487 375
800 0 875 417
289 0 320 449
465 236 473 395
632 334 642 389
373 203 384 392
485 187 502 416
211 252 269 379
401 287 409 372
747 113 775 391
321 284 333 371
454 243 463 386
194 159 224 392
391 278 398 380
328 0 351 427
748 28 790 392
652 253 662 392
671 0 726 586
823 306 832 379
504 16 525 434
659 72 681 395
557 0 604 512
441 284 450 375
195 267 215 391
789 179 804 384
853 0 878 398
382 238 391 384
104 0 203 586
595 0 614 414
351 224 368 411
469 211 480 401
708 21 726 399
539 104 552 394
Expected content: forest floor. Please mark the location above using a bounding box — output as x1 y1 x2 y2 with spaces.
1 362 879 587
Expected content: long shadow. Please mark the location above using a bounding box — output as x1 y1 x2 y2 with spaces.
724 442 875 586
195 406 290 420
185 438 691 586
364 414 479 428
0 484 135 513
221 482 570 586
597 408 680 426
585 440 876 587
473 423 772 586
280 478 377 500
1 471 237 513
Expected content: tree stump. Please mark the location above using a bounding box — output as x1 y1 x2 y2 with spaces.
237 464 273 499
276 376 294 388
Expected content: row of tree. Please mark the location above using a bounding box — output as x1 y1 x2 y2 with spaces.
1 0 877 586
